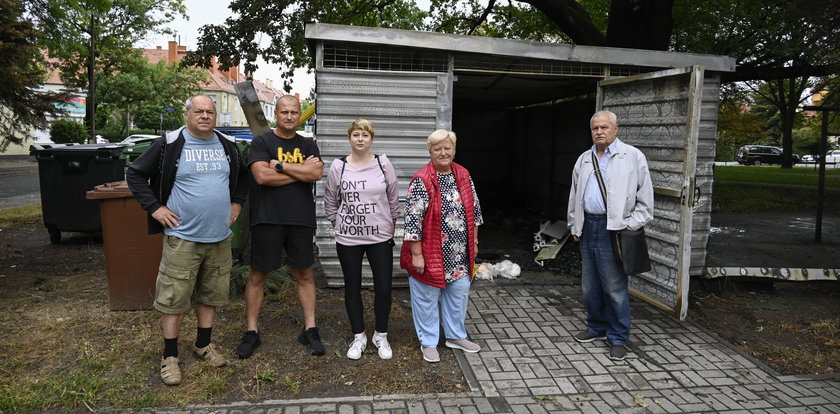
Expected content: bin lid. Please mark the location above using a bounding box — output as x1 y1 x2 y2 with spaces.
86 181 135 199
30 143 128 157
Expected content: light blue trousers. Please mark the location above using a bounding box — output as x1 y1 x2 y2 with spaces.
408 276 471 348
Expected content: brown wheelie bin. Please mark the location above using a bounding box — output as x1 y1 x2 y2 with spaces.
86 181 161 310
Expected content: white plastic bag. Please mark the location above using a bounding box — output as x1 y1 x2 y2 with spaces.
493 260 521 279
474 262 496 280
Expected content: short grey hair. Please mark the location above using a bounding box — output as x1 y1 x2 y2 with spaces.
184 95 216 112
427 129 457 150
590 110 618 126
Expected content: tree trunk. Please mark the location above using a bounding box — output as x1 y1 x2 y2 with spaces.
86 12 96 144
779 103 795 169
521 0 606 46
605 0 674 50
767 76 809 169
523 0 674 50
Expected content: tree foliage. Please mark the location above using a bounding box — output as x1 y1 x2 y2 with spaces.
133 103 184 132
97 57 207 137
49 118 88 144
672 0 840 82
0 0 68 151
716 85 771 161
185 0 428 91
191 0 838 87
33 0 186 89
31 0 186 138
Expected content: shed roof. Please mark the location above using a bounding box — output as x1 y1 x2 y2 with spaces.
305 23 735 73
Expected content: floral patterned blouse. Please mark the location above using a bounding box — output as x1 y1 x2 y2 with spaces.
403 172 483 282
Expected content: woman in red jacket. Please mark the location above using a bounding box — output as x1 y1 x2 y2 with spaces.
400 129 483 363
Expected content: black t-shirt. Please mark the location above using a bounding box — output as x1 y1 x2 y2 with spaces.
248 131 321 227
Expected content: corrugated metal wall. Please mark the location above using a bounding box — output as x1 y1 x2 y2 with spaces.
313 70 451 287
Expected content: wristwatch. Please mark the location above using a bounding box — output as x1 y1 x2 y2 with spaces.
275 162 284 173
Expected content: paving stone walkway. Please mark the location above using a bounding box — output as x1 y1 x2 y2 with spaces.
138 282 840 413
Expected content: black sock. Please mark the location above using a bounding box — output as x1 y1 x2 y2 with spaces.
195 327 212 348
163 337 178 359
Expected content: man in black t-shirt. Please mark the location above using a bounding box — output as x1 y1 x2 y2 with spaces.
236 95 325 358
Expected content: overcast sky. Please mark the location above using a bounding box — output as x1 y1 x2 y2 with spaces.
139 0 314 95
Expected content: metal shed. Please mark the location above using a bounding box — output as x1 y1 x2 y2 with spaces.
305 23 736 320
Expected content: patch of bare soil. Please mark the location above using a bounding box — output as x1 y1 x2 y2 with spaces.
688 278 840 376
0 221 466 411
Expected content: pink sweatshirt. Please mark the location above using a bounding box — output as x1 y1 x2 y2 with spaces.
324 154 400 246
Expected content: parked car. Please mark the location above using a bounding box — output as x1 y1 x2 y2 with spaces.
735 145 799 165
801 154 817 163
826 150 840 164
215 127 253 140
119 134 158 146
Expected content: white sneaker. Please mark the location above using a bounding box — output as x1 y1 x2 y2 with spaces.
372 331 393 360
346 333 367 360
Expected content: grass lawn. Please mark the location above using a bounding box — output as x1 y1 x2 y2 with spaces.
713 166 840 213
715 165 840 187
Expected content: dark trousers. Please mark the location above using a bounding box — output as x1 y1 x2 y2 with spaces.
336 240 394 334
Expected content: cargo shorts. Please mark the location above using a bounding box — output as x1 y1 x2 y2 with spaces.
153 235 232 314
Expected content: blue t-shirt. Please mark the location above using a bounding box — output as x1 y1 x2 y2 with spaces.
165 130 232 242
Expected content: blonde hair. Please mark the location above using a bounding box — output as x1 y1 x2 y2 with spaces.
347 119 375 136
427 129 456 150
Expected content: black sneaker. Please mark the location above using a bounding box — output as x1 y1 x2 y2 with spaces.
297 327 326 355
609 344 627 361
235 330 261 359
573 330 607 343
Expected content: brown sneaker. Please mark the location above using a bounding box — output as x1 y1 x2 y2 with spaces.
193 343 227 367
160 356 181 385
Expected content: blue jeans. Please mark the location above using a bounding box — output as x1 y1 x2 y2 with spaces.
408 276 470 348
580 213 630 345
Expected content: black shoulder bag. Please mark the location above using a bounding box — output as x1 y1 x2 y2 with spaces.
590 151 651 275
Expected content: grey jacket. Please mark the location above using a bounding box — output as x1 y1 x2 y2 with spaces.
567 138 654 236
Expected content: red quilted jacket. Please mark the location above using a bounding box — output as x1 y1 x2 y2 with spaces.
400 161 476 288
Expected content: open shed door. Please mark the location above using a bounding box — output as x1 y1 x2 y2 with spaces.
596 66 704 320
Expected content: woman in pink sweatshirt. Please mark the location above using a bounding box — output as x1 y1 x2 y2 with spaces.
324 119 401 360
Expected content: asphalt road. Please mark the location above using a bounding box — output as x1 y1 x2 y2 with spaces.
0 156 40 209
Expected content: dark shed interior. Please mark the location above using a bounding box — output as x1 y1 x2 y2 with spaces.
451 69 600 221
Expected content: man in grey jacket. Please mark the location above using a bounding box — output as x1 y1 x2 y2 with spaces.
567 110 653 361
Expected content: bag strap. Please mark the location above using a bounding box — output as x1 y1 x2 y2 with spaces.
338 154 388 198
340 154 387 182
374 154 386 177
591 150 608 207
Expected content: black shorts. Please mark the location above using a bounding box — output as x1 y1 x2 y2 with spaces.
250 224 315 271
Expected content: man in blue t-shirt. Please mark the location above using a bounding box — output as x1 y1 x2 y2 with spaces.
126 95 248 385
